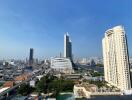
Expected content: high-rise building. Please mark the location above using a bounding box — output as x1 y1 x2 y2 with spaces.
29 48 34 66
64 32 72 60
102 25 131 91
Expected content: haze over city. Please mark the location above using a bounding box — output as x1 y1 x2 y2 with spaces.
0 0 132 59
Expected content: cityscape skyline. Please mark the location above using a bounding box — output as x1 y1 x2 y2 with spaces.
1 1 132 100
0 0 132 59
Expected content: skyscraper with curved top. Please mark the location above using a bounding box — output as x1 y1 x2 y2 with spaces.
64 32 72 61
102 25 131 91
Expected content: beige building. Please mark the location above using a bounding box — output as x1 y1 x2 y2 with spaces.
74 83 121 99
102 25 131 91
74 83 98 98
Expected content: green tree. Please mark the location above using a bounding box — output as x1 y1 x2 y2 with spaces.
61 80 74 92
36 76 47 93
96 64 104 67
17 83 32 96
35 75 74 96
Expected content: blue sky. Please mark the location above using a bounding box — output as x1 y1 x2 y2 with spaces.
0 0 132 59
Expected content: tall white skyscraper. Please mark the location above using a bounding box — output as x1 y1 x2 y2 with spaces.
102 25 131 91
64 32 72 60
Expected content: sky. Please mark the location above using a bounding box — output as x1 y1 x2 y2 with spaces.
0 0 132 59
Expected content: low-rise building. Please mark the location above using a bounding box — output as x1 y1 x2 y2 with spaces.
63 74 81 80
83 76 104 81
74 83 122 99
3 81 14 88
74 83 97 98
30 80 36 87
15 73 31 83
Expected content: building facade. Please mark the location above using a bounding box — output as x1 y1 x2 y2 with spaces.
29 48 34 66
64 32 72 60
50 57 74 74
102 25 131 91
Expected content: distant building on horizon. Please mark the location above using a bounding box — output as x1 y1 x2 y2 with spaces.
90 59 96 67
102 25 131 91
29 48 34 66
64 32 72 61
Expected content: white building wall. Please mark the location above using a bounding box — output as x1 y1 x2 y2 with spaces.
51 57 73 74
102 25 131 90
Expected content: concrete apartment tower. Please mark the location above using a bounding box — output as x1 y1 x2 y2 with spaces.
102 25 131 91
64 32 72 60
